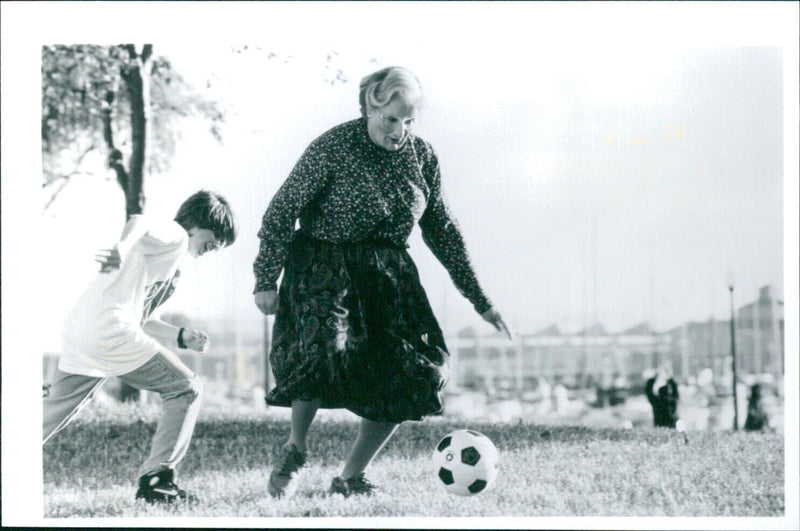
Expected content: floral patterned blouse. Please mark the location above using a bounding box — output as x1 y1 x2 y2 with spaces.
253 118 492 315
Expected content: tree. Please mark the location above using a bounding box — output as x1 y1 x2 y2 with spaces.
42 44 225 214
42 44 225 401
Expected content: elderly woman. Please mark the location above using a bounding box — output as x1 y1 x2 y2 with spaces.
253 66 509 498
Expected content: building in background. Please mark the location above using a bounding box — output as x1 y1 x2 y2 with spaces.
446 284 784 400
447 322 672 400
736 285 784 378
664 284 784 390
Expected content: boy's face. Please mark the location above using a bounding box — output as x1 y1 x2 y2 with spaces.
187 227 222 258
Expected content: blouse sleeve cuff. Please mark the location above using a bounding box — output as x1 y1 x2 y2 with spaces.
474 299 492 316
254 280 278 294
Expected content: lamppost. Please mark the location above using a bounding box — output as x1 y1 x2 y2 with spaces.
726 269 739 431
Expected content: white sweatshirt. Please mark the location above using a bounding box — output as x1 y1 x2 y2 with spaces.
59 215 188 377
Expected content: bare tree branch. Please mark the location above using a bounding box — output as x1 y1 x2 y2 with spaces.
102 90 116 149
141 44 153 63
102 87 129 191
108 151 128 191
42 143 96 189
42 174 67 189
43 141 95 211
44 179 70 212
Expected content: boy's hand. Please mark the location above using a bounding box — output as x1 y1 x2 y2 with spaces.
95 247 121 273
183 328 210 353
255 290 279 315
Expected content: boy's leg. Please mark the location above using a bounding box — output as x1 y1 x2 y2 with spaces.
43 369 106 444
118 351 203 479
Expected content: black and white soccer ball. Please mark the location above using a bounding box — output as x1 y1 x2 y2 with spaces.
432 429 499 496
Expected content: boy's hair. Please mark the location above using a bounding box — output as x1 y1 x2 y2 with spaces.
174 190 237 247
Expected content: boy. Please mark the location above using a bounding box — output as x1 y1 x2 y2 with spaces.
43 190 237 504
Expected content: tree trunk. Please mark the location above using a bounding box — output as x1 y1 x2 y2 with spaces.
123 44 152 218
116 44 153 402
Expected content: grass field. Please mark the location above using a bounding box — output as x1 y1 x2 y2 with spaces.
42 398 785 519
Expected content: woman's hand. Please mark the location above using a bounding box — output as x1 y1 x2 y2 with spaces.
481 308 512 340
95 247 121 273
255 290 279 315
182 328 211 353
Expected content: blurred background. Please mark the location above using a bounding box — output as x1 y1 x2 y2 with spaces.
36 4 787 433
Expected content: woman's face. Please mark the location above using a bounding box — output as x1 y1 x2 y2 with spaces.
366 98 419 151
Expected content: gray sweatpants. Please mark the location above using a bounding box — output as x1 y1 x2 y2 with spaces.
43 350 203 479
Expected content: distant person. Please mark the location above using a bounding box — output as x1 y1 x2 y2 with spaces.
43 191 237 504
552 381 569 415
253 66 510 498
645 365 680 428
536 377 552 415
744 383 771 432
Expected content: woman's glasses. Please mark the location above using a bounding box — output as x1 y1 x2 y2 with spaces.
374 110 418 131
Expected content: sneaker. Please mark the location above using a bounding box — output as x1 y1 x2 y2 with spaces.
135 468 195 504
328 472 379 497
267 443 307 498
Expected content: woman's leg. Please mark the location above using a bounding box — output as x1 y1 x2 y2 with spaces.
339 418 399 479
267 399 321 497
287 399 320 451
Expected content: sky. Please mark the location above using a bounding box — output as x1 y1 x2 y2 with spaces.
32 5 790 346
2 2 798 528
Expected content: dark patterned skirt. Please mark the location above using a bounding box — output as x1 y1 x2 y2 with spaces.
265 231 450 423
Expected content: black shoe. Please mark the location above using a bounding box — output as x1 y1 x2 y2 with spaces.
267 443 308 498
328 472 379 497
135 468 195 504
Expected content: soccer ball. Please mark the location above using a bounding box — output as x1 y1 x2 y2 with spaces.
432 429 499 496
